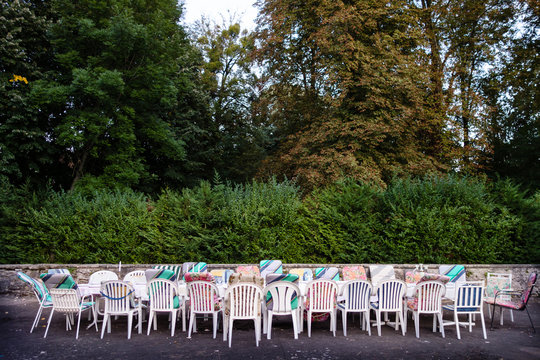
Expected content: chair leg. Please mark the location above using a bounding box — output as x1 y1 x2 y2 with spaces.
307 311 312 338
263 307 267 335
44 309 55 338
127 313 133 340
455 312 461 340
342 310 347 336
213 312 218 339
75 310 82 339
499 307 504 326
187 311 194 338
510 309 514 322
490 305 497 330
469 314 473 332
171 310 177 337
182 301 186 332
438 312 445 338
365 310 371 336
399 310 406 336
228 319 233 348
479 311 487 339
376 311 382 337
525 306 536 333
222 315 228 342
433 314 437 333
147 311 154 335
267 311 273 340
292 310 298 340
414 312 420 338
331 310 336 337
255 317 261 347
31 306 43 333
138 307 142 334
101 314 108 339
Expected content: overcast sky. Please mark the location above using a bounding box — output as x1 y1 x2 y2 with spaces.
181 0 258 29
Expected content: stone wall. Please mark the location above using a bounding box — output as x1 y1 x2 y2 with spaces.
1 263 538 300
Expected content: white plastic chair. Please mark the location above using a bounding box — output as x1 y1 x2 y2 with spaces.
100 280 143 339
337 280 372 336
147 278 181 337
485 273 513 325
123 270 147 285
44 288 97 339
223 283 263 347
404 280 446 338
187 281 223 339
16 272 53 333
89 270 118 285
443 281 487 339
303 280 338 338
263 281 301 339
371 279 406 336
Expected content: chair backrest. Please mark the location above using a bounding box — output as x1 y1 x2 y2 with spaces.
41 273 79 293
439 265 466 283
236 265 261 276
259 260 283 278
415 281 446 313
342 266 367 281
315 267 340 281
226 283 263 319
17 272 49 303
228 272 264 287
485 273 512 299
263 281 301 313
418 273 450 285
289 268 313 281
147 278 178 311
47 269 70 274
265 273 299 285
369 265 395 288
181 262 207 279
48 288 81 312
101 280 136 313
123 270 147 285
210 269 234 284
455 281 484 311
184 272 215 283
520 273 537 307
306 280 338 312
405 270 423 284
376 279 406 311
188 281 220 313
153 265 182 280
341 280 372 311
145 268 177 282
88 270 118 285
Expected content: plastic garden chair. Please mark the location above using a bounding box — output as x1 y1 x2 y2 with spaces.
223 283 263 347
489 273 537 333
303 280 338 337
16 272 52 333
262 273 300 337
443 281 487 339
147 278 182 337
337 280 372 336
259 260 283 278
89 270 118 285
263 281 301 340
123 270 147 285
42 273 97 339
187 281 223 339
371 279 406 337
100 280 143 339
405 280 446 338
485 273 513 325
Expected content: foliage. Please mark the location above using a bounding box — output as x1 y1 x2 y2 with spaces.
1 176 536 264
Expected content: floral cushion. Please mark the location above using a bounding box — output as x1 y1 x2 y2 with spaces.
486 275 511 299
405 271 422 284
228 273 264 287
484 298 522 310
236 266 261 277
418 273 450 284
343 266 367 281
184 272 215 283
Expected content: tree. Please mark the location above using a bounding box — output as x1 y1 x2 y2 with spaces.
193 18 269 182
30 0 206 192
255 0 445 189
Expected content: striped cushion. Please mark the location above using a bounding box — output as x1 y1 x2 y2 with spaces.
181 262 207 279
17 272 50 302
41 273 78 290
442 304 480 312
315 267 340 281
439 265 466 283
145 269 177 282
47 269 70 274
369 265 395 287
260 260 283 277
153 265 182 279
289 268 313 281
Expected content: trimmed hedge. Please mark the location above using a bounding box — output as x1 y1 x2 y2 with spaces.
1 176 538 264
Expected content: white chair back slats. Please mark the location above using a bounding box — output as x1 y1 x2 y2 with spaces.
307 280 337 312
123 270 147 285
416 281 445 313
456 283 484 310
229 283 262 319
189 281 218 313
49 289 81 312
89 270 118 285
378 279 406 311
265 282 300 314
101 281 133 314
148 279 177 311
343 280 371 311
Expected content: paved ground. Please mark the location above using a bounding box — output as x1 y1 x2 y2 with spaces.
0 295 538 360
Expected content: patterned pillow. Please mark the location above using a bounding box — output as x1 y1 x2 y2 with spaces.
343 266 367 281
405 271 422 284
236 265 261 276
184 272 215 283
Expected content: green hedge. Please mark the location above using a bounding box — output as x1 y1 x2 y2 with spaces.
1 176 538 264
